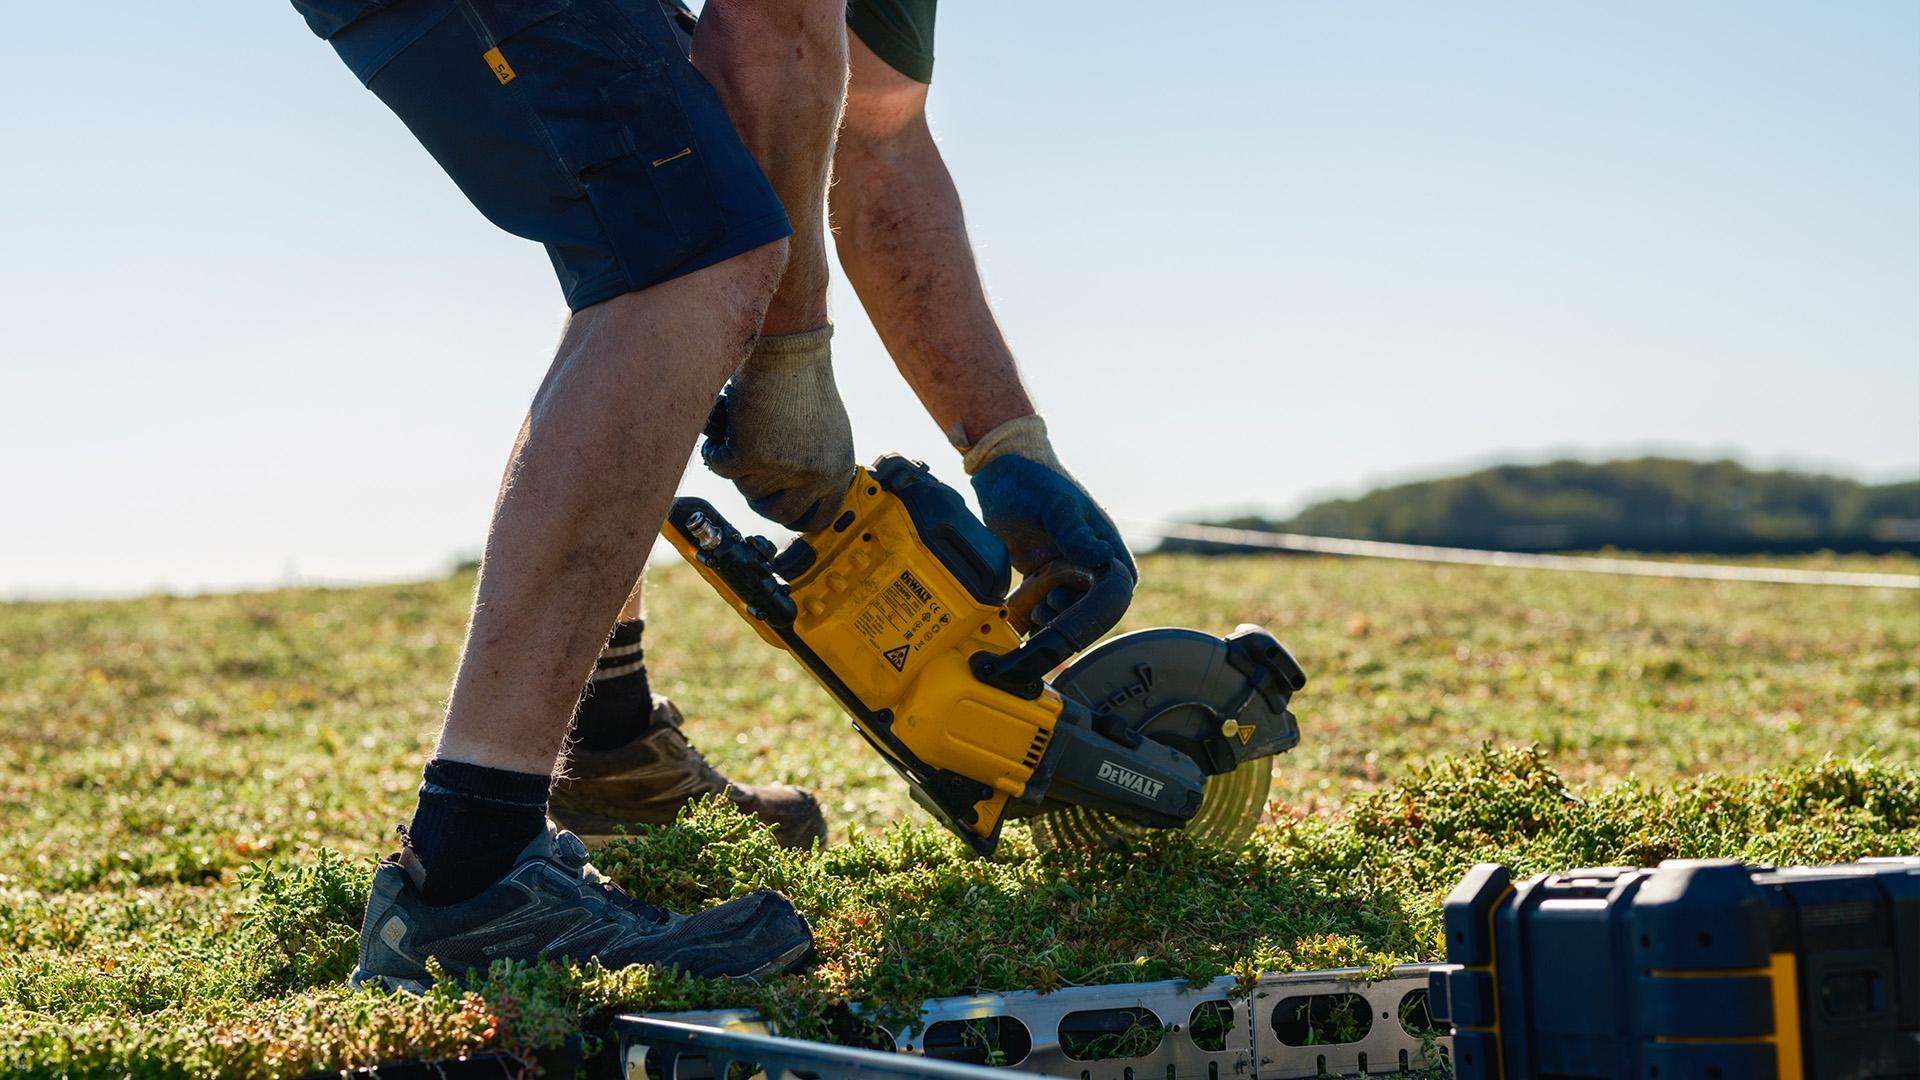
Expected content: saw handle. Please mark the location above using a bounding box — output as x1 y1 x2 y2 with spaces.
1004 564 1095 636
974 558 1133 699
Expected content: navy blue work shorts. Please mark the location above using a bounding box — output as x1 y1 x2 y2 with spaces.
324 0 791 311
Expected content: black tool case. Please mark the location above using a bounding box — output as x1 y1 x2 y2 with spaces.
1427 857 1920 1079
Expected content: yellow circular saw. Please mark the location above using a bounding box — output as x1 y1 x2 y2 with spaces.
665 455 1306 856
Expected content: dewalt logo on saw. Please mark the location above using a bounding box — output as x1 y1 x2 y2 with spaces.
897 570 932 605
1097 760 1165 800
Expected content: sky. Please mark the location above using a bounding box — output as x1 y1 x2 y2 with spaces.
2 2 1916 598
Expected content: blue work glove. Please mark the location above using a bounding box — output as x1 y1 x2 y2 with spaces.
965 415 1136 628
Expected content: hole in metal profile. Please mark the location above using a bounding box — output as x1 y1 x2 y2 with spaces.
1059 1007 1166 1061
922 1016 1032 1068
1270 993 1375 1047
1187 999 1235 1053
1397 988 1438 1038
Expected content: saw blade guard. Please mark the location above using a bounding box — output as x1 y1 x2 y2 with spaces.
1031 625 1306 852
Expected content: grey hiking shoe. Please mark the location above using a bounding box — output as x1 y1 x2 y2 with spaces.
550 695 827 850
348 825 812 992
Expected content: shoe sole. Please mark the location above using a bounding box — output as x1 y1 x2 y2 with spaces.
551 795 827 851
730 934 816 981
564 829 632 850
565 825 827 852
348 967 433 995
347 928 813 993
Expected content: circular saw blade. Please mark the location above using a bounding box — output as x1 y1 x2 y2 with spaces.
1030 756 1271 852
1031 627 1277 853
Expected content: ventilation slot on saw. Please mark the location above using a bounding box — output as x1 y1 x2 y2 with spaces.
1023 728 1050 768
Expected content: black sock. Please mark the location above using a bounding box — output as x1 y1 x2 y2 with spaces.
569 619 656 752
407 759 550 905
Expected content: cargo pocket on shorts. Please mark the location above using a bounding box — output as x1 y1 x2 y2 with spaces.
551 61 728 285
470 0 573 40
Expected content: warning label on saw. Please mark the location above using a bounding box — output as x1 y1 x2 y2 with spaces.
853 568 951 674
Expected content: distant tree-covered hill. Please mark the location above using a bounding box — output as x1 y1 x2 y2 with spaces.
1171 458 1920 555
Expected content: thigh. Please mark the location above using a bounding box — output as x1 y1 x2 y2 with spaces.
846 0 936 84
336 0 792 310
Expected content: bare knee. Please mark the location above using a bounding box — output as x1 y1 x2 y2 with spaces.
679 235 791 379
708 235 790 329
564 235 788 388
615 235 786 319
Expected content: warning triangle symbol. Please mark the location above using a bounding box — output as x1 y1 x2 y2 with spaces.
884 645 910 672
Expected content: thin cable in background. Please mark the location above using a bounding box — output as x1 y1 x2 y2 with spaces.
1125 521 1920 590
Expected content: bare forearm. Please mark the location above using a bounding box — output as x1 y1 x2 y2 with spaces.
693 0 847 335
831 117 1035 446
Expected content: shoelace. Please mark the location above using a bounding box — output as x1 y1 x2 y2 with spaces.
600 881 670 925
658 725 726 783
553 831 670 925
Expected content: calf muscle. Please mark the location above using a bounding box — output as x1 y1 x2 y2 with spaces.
437 243 786 776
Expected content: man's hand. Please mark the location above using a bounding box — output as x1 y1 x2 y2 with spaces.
702 326 857 533
965 415 1136 628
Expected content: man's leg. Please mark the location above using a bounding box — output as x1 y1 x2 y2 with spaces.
567 573 653 757
414 247 785 904
302 0 821 988
557 559 828 849
434 253 781 777
554 0 850 848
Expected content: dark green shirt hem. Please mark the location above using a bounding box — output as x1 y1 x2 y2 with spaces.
847 0 937 84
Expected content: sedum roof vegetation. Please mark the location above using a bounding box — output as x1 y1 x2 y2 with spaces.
2 554 1915 1077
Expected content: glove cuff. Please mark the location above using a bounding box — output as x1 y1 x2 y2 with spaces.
962 413 1063 476
744 324 834 372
